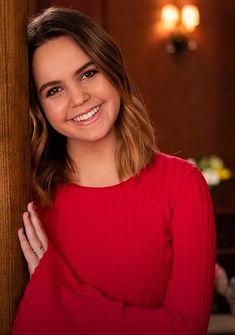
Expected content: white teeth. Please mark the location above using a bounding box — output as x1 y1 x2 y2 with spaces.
72 106 100 122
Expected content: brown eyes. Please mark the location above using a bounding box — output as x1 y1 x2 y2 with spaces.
81 69 98 80
46 87 62 97
45 69 98 98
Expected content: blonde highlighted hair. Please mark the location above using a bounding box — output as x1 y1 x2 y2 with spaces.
28 7 157 206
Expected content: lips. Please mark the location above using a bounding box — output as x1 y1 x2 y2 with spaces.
71 105 101 122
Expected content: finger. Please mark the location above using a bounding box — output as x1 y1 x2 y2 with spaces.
18 227 39 267
22 211 45 259
27 202 48 251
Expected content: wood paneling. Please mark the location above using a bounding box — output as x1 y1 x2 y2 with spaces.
37 0 105 24
105 0 235 168
213 1 235 169
0 1 30 333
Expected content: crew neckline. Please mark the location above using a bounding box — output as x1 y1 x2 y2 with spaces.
68 173 135 191
65 152 160 191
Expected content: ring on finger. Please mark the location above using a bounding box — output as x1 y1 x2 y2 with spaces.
33 246 43 253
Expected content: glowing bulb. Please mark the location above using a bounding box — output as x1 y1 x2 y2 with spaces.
161 4 180 30
181 5 200 32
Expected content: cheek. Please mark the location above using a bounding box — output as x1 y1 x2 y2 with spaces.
106 85 121 109
99 77 120 107
41 105 56 125
40 100 66 123
113 93 121 115
115 100 121 118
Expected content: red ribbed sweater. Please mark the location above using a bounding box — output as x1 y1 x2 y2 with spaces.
12 153 216 335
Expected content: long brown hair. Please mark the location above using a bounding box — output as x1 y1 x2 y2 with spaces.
28 7 157 206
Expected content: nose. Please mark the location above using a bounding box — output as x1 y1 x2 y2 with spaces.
68 83 90 107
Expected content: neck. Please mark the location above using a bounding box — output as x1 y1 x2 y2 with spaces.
66 132 120 187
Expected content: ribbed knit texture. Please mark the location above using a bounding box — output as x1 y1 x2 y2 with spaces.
12 153 216 335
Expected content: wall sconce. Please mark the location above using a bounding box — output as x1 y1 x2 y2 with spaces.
160 3 200 54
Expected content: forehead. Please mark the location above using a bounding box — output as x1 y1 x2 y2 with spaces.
32 36 90 82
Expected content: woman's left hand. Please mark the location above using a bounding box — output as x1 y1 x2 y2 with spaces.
18 202 48 276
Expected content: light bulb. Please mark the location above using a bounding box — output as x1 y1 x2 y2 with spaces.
181 5 200 32
161 4 180 31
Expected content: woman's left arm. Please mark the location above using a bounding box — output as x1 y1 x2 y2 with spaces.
118 166 216 334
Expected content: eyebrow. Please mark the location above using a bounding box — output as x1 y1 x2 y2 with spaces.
38 60 94 94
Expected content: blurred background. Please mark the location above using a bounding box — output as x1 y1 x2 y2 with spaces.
28 0 235 332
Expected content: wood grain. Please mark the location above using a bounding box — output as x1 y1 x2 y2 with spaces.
0 0 30 334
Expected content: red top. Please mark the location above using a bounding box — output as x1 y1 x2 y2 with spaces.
12 153 216 335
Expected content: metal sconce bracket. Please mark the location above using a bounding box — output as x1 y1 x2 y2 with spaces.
160 4 200 55
166 32 198 54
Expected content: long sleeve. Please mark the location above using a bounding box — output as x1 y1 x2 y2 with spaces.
118 167 216 334
12 155 216 335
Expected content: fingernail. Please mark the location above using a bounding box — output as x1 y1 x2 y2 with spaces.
18 227 24 234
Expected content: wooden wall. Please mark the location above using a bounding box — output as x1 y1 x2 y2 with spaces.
105 0 235 168
36 0 105 24
0 1 30 334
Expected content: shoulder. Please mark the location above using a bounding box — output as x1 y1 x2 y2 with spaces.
147 152 210 204
150 151 200 180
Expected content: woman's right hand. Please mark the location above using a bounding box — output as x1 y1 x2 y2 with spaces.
18 202 48 277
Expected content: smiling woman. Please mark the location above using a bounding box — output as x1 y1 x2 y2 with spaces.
33 36 121 151
27 7 156 203
12 6 216 335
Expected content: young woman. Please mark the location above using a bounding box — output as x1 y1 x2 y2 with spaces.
12 7 216 335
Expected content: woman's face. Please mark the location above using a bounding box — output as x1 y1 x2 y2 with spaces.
32 36 121 146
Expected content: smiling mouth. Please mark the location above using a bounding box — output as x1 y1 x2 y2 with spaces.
71 105 101 122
